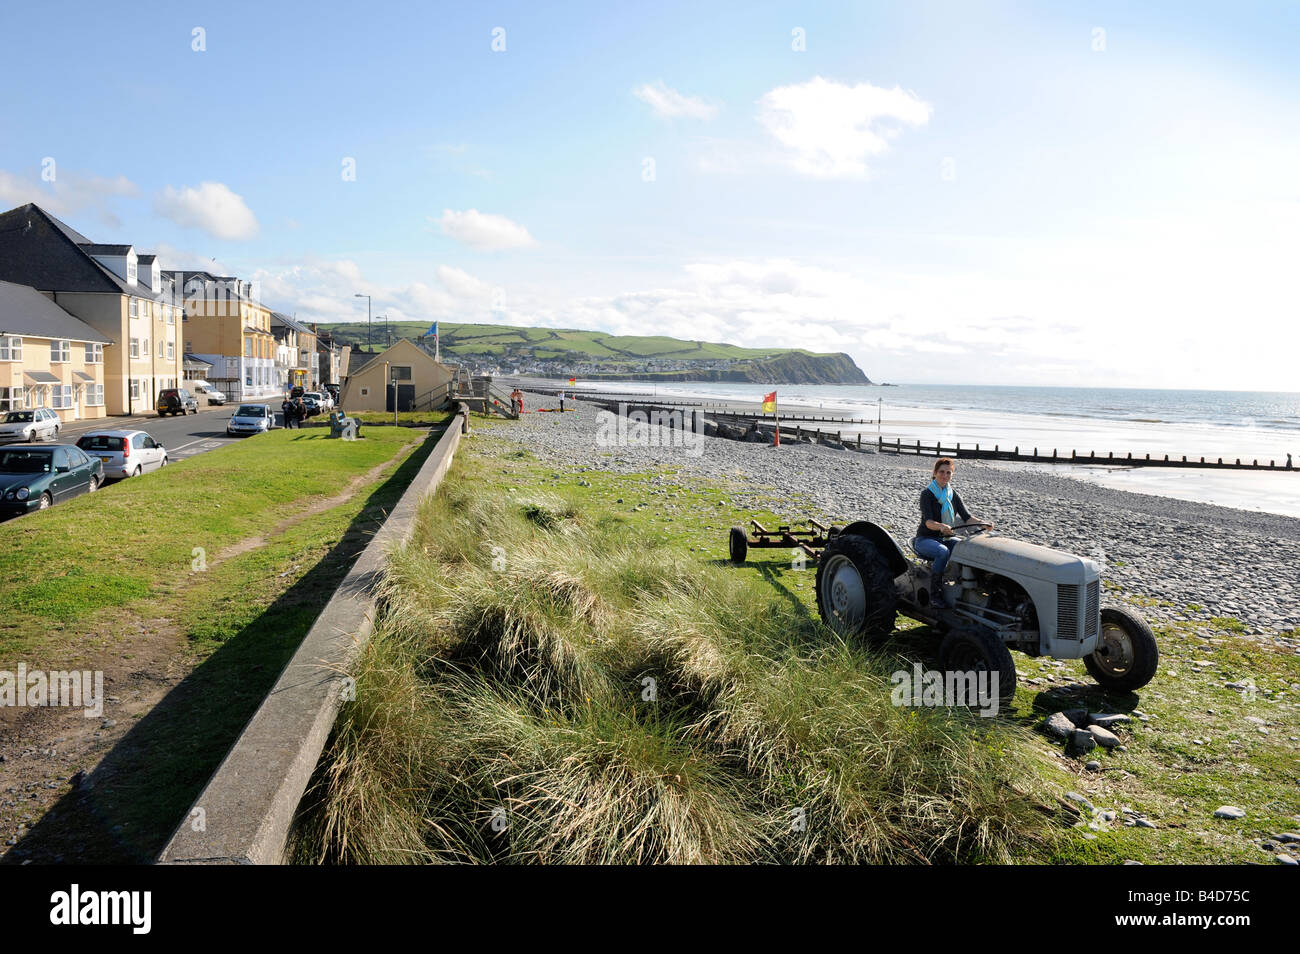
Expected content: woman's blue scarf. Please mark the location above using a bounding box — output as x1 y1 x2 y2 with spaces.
929 479 955 526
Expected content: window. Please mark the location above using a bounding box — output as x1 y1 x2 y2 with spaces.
130 337 140 359
127 261 137 284
167 306 174 325
129 379 140 401
85 384 104 407
0 387 22 410
51 385 73 409
392 366 412 380
158 340 164 358
142 336 149 356
84 342 103 363
129 299 138 318
245 340 252 357
51 340 71 362
167 342 174 360
27 386 46 408
360 387 369 396
0 336 21 361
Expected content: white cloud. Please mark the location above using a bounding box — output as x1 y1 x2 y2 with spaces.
436 264 494 299
437 208 536 251
154 181 260 240
0 168 138 228
758 76 932 178
633 81 719 120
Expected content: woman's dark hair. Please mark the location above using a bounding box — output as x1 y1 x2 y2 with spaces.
933 457 955 475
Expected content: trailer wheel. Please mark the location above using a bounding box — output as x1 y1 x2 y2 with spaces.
728 526 748 564
938 628 1017 707
815 534 897 641
1085 607 1159 691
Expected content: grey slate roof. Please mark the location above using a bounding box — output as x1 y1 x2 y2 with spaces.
270 311 313 336
0 280 113 343
0 204 170 302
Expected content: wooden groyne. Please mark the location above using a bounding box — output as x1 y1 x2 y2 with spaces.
571 393 1294 472
876 438 1295 472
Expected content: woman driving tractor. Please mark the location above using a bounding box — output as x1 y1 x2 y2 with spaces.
913 457 994 596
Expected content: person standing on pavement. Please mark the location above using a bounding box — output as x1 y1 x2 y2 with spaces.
282 396 296 429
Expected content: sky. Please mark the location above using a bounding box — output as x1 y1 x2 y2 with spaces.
0 0 1296 389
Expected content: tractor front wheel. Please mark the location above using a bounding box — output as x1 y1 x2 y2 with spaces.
815 534 897 642
938 628 1017 706
1085 606 1159 691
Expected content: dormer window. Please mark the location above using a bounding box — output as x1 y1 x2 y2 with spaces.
127 260 137 284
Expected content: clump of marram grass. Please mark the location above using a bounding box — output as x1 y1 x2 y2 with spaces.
294 458 1061 864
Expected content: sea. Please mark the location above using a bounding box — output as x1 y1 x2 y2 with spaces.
570 381 1300 518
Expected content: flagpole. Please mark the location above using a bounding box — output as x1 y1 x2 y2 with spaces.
773 392 780 447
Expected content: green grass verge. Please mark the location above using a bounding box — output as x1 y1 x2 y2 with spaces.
3 426 441 863
0 427 422 665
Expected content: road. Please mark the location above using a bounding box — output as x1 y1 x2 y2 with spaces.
51 403 271 463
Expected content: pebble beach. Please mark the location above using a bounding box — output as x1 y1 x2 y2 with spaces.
492 391 1300 646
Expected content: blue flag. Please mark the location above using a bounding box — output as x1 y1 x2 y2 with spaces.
426 321 438 337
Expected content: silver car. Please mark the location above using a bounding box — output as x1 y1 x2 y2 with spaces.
227 403 274 436
0 408 61 444
75 429 168 480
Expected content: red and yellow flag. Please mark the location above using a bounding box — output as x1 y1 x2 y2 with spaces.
761 390 777 413
568 377 577 386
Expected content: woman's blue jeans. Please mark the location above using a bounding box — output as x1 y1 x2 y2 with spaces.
913 537 957 575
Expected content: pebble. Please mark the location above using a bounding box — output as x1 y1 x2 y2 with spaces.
1213 806 1247 819
1089 725 1123 748
1277 854 1299 866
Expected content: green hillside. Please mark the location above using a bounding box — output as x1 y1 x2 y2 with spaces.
317 321 871 384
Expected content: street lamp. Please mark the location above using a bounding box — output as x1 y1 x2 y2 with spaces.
375 314 389 348
354 293 371 351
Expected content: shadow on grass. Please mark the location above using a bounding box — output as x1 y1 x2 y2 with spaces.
4 431 441 864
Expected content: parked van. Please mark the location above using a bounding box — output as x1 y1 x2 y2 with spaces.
184 380 226 405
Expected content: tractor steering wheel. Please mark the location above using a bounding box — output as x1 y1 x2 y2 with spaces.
947 523 992 538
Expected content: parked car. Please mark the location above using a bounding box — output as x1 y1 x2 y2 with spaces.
156 388 198 416
184 380 226 405
0 408 61 444
227 404 274 436
305 390 333 410
0 444 102 516
300 395 323 417
75 430 168 480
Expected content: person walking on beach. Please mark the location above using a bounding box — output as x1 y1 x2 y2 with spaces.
913 457 994 601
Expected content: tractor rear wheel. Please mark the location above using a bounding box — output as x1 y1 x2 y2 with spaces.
815 534 897 641
938 628 1017 706
728 526 748 564
1085 606 1159 691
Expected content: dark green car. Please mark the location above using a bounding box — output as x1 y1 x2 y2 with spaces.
0 444 103 518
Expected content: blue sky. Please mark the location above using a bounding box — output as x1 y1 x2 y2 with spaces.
1 1 1296 388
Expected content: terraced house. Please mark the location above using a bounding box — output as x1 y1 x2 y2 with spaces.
0 203 185 415
271 312 318 392
0 279 111 422
165 270 277 402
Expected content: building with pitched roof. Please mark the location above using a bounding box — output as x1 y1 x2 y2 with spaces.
0 203 185 415
0 280 112 421
164 269 277 401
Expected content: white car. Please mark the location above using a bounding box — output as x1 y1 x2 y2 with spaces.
305 391 333 410
227 404 274 436
186 381 226 405
0 408 60 444
74 429 168 480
